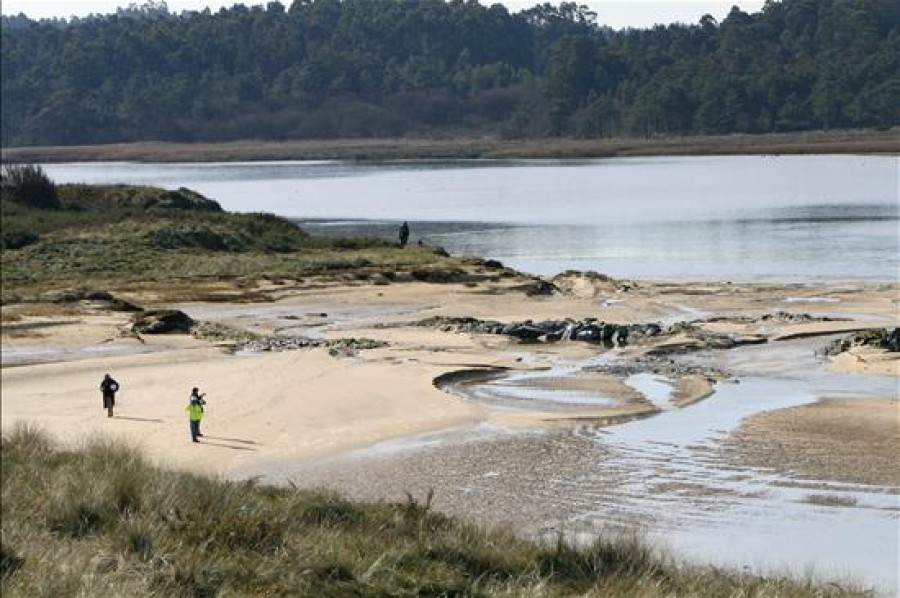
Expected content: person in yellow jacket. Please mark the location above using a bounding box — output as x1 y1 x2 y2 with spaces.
185 387 206 443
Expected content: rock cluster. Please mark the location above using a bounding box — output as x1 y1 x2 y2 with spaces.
822 328 900 356
416 315 771 353
130 309 195 334
415 316 660 345
191 321 260 342
705 311 843 324
138 316 388 355
586 356 727 380
236 336 387 354
648 321 767 353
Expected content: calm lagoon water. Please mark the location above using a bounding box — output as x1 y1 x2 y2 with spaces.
44 155 899 280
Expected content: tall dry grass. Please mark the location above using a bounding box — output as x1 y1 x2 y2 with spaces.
1 424 869 597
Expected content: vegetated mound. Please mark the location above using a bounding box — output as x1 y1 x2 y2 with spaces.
58 184 222 212
2 186 311 254
144 212 311 253
1 179 469 293
0 425 865 597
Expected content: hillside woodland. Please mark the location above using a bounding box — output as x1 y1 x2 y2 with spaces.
2 0 898 145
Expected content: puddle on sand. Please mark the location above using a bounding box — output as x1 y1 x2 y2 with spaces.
624 373 673 409
0 342 166 366
782 296 841 304
441 355 642 412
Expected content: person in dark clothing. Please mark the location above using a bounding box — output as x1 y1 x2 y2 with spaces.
100 374 120 418
399 221 410 247
186 387 206 442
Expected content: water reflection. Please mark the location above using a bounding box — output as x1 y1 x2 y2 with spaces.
300 204 899 280
42 155 899 280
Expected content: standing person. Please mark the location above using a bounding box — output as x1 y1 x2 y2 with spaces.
399 221 410 247
100 374 120 418
185 387 206 443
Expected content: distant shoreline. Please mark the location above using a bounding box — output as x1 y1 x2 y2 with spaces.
3 129 898 163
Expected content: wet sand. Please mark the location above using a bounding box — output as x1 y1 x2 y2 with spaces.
828 347 900 377
719 397 900 487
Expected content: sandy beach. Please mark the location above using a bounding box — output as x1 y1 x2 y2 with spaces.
3 275 897 476
3 272 899 592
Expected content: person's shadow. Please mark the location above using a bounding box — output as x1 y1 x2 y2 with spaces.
198 436 259 451
202 436 257 445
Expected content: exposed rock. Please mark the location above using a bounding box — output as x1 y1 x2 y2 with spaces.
512 279 560 297
131 309 195 334
647 332 768 355
644 323 663 336
415 316 504 335
410 268 468 283
822 328 900 356
192 321 260 342
234 335 388 354
586 356 728 381
704 311 845 324
415 315 656 346
505 324 546 341
761 311 841 323
369 273 392 285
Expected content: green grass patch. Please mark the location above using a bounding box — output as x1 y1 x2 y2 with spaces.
1 183 456 296
1 425 869 597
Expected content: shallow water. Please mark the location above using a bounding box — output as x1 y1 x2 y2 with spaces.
0 342 166 366
43 155 900 280
512 338 899 593
251 336 899 595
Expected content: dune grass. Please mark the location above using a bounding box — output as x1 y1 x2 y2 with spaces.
0 185 457 296
1 425 868 597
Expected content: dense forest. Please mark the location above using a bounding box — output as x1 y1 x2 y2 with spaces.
2 0 899 146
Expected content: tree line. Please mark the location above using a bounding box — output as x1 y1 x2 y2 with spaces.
2 0 898 146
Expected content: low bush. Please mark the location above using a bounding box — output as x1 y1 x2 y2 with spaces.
1 164 60 210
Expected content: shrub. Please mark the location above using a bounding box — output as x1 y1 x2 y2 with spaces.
1 164 60 209
1 231 39 250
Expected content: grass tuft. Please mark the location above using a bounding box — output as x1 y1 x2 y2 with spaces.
0 546 24 581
